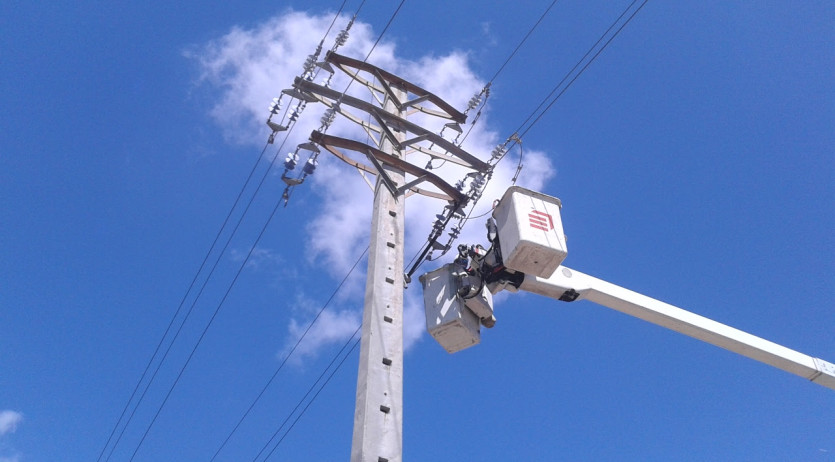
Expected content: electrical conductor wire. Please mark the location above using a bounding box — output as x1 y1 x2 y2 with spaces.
96 140 272 462
125 158 296 462
203 1 406 458
488 0 559 83
258 331 362 462
455 0 558 148
105 129 296 462
109 0 375 457
516 0 649 140
208 246 369 461
106 143 291 462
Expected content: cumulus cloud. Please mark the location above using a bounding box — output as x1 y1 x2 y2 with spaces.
189 10 555 357
285 301 362 361
0 411 22 436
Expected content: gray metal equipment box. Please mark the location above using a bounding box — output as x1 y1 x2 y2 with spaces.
419 264 481 354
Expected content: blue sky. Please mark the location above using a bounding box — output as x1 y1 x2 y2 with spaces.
1 1 833 461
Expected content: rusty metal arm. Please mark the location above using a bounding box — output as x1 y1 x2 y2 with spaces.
295 78 489 172
325 51 466 123
310 131 468 203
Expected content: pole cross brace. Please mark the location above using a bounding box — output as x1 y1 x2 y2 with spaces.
310 131 467 203
364 148 400 198
396 175 429 196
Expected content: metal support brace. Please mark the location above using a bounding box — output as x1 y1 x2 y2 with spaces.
396 175 428 196
364 149 400 199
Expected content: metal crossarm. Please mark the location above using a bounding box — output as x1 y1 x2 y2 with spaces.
310 131 468 203
325 51 467 123
295 78 489 172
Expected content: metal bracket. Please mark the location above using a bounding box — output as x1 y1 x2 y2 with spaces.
810 357 835 387
364 149 399 198
401 94 431 111
400 133 432 149
396 175 428 196
267 120 287 133
369 109 402 152
373 69 403 109
559 289 580 302
281 87 318 103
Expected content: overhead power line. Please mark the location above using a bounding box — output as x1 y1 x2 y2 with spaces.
515 0 650 139
106 0 650 458
103 5 366 461
104 128 296 462
125 178 294 462
208 246 369 462
488 0 560 84
455 0 560 149
406 0 651 279
256 329 362 462
96 140 272 462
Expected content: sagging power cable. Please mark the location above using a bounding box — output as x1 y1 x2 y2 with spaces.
104 4 365 461
450 0 559 152
255 328 362 462
202 1 410 458
208 246 369 462
408 0 650 279
97 141 272 462
125 172 295 462
514 0 649 140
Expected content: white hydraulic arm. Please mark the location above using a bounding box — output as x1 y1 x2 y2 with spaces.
519 266 835 390
420 186 834 391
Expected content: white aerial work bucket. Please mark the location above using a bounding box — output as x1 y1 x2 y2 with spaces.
419 264 481 354
492 186 567 278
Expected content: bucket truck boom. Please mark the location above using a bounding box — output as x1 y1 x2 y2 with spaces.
419 186 835 390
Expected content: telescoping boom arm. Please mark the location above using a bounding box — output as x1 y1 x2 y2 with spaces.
419 186 835 391
520 266 835 390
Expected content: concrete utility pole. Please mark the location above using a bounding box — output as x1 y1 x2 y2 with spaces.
350 83 406 462
295 51 486 462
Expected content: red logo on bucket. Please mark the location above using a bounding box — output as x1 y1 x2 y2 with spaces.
529 210 554 231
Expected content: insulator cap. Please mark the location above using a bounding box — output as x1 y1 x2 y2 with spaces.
269 96 282 114
303 158 318 175
335 30 349 46
320 107 337 126
467 94 482 110
284 152 299 170
289 103 304 122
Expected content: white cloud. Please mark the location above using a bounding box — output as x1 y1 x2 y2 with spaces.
190 10 555 358
280 293 361 362
230 246 284 271
0 410 22 436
